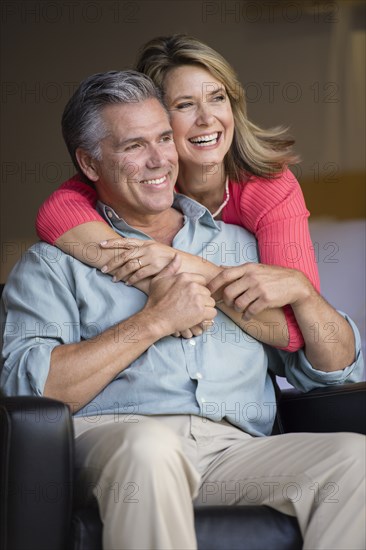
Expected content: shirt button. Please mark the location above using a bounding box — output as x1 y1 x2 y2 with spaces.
196 372 202 379
188 340 196 346
201 397 206 403
107 211 113 219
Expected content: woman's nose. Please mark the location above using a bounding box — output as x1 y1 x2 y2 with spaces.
195 103 215 126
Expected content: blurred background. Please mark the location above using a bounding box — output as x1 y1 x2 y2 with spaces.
1 0 365 359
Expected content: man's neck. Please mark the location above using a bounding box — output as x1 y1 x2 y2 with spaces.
126 208 184 245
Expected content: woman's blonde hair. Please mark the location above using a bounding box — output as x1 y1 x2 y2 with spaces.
135 34 299 180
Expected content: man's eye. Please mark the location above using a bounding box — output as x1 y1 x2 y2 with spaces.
161 135 174 143
125 143 141 151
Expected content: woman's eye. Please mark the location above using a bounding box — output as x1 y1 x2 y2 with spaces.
175 102 193 110
212 94 226 102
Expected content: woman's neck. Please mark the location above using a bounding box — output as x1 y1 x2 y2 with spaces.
177 163 227 215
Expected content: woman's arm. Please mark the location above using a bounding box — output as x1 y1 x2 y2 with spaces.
36 175 126 267
224 168 321 351
34 175 287 346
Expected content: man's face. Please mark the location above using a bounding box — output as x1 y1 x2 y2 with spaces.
86 98 179 224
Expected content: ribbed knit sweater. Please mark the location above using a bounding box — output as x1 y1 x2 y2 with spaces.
36 168 320 351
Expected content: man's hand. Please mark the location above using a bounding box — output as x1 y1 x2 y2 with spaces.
208 263 312 320
145 255 217 337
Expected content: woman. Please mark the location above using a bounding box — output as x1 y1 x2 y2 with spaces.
36 34 320 350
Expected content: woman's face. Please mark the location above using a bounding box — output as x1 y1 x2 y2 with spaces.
163 65 235 173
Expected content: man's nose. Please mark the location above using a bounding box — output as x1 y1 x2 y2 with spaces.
146 145 168 169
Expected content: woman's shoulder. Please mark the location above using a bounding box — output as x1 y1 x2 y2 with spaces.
225 168 305 230
238 167 301 199
59 174 97 197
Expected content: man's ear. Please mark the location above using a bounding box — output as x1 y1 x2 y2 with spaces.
76 148 100 182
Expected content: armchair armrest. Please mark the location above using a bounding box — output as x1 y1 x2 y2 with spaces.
277 382 366 435
0 396 74 550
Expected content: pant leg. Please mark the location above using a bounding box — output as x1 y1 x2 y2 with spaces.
193 424 365 550
74 415 201 550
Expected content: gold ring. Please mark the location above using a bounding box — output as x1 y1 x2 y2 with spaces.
137 258 142 268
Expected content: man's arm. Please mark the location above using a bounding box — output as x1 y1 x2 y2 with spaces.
208 264 356 372
46 258 216 411
45 308 162 412
1 252 216 413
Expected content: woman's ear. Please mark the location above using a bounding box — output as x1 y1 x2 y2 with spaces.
76 148 99 182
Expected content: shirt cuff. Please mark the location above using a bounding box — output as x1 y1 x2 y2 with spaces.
285 312 364 390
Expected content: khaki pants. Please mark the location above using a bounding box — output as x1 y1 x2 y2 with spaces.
73 414 366 550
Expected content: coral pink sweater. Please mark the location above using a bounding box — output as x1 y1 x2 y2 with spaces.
36 169 320 351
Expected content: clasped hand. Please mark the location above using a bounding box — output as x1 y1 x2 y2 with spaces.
100 238 213 337
100 238 309 336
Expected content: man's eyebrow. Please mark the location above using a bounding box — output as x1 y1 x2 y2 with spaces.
113 136 143 147
112 129 173 147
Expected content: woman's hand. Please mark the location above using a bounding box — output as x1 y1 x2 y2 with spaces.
100 238 176 284
208 263 310 320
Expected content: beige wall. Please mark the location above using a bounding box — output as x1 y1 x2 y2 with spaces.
1 0 365 281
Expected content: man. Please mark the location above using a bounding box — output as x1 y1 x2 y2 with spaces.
1 71 364 550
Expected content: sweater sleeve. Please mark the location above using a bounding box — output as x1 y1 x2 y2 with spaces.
36 175 107 245
228 168 321 352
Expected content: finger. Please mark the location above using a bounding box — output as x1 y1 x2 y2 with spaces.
203 306 218 322
208 265 248 296
241 297 268 320
179 272 209 287
232 288 259 312
190 325 203 337
100 238 141 249
200 320 215 332
180 329 194 339
125 266 159 285
220 278 251 308
102 249 142 273
153 254 181 280
204 296 216 308
110 258 142 282
172 331 181 338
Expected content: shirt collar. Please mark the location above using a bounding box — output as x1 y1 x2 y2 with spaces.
97 193 220 238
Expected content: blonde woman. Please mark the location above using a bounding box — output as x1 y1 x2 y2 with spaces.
36 35 320 350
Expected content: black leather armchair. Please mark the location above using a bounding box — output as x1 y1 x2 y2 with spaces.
1 382 365 550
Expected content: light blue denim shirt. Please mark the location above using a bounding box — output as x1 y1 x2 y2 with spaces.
1 195 364 435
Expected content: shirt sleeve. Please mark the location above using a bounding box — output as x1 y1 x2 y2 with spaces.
268 313 365 391
35 175 107 245
0 245 82 397
237 168 321 352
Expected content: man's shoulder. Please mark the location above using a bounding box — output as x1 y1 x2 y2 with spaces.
7 241 82 284
18 241 70 268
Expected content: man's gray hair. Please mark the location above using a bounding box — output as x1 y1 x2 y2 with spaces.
62 70 165 172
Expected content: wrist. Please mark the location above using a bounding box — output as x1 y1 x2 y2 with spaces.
178 251 221 283
291 271 317 309
133 308 169 343
141 305 174 340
